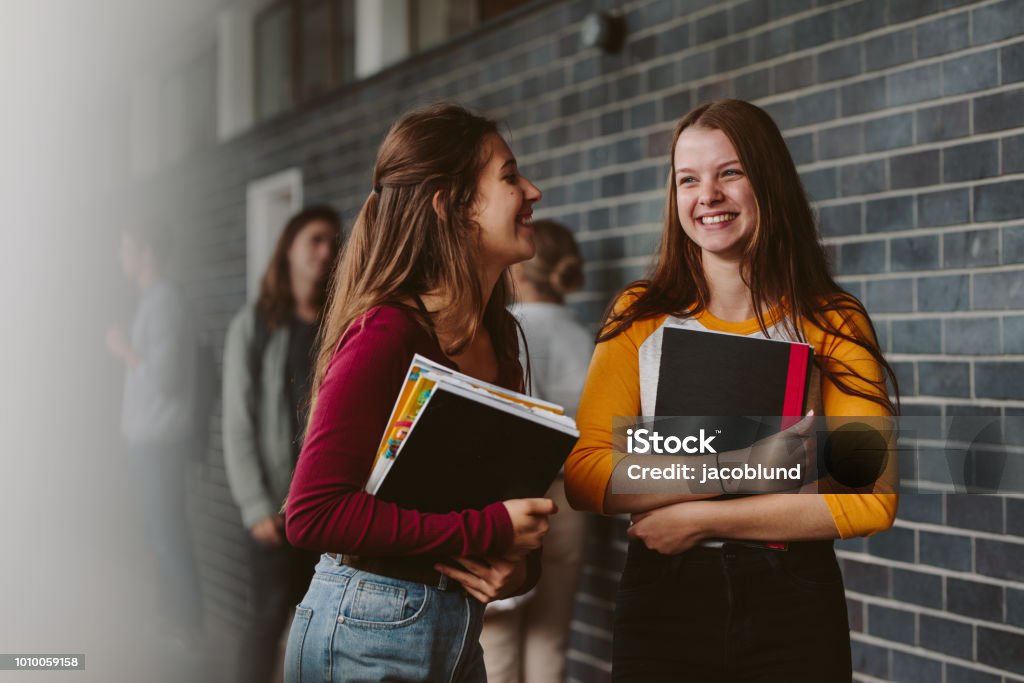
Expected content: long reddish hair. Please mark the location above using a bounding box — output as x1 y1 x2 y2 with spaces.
600 99 899 414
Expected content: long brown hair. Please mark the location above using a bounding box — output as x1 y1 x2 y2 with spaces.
256 205 342 330
310 103 524 404
600 99 899 414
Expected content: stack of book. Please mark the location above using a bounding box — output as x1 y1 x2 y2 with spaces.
365 355 579 512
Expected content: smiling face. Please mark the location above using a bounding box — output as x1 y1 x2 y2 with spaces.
674 126 758 262
470 133 542 271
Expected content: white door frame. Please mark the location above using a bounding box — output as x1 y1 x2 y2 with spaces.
245 167 303 301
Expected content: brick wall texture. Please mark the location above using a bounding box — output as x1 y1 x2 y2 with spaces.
158 0 1024 680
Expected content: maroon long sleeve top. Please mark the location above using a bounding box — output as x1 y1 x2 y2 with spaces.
285 304 515 557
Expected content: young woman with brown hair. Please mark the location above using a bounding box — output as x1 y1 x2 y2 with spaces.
222 205 341 683
565 99 899 681
283 103 556 682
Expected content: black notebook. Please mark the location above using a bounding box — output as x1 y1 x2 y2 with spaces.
368 360 579 513
655 325 813 452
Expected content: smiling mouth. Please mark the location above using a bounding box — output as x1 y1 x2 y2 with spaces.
699 213 738 225
517 214 533 226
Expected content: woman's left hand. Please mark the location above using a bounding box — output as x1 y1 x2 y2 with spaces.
434 554 528 604
628 501 712 555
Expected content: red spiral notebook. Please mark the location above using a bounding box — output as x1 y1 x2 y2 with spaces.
654 325 815 551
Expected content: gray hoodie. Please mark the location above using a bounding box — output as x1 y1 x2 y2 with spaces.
222 303 299 527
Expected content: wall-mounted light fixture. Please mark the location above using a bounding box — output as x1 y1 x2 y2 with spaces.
581 11 626 53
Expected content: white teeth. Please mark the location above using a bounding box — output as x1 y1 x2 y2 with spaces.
519 216 533 225
700 213 737 225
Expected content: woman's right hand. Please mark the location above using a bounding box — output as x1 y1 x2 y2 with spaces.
717 411 817 494
501 498 557 555
434 554 529 604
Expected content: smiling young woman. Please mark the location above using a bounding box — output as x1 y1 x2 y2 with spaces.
282 103 554 683
565 99 900 682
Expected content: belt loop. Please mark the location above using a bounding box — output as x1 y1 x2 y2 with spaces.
437 573 451 591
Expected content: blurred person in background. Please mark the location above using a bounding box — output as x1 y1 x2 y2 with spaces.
106 220 203 644
480 219 593 683
222 205 341 683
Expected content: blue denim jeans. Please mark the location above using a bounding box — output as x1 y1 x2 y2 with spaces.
284 554 487 683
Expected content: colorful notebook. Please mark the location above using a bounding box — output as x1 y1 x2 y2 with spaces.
364 355 579 512
370 355 566 472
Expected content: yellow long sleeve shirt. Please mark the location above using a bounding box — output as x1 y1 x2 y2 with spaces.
565 291 898 539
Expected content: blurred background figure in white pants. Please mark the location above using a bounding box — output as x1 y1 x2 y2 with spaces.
482 219 593 683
